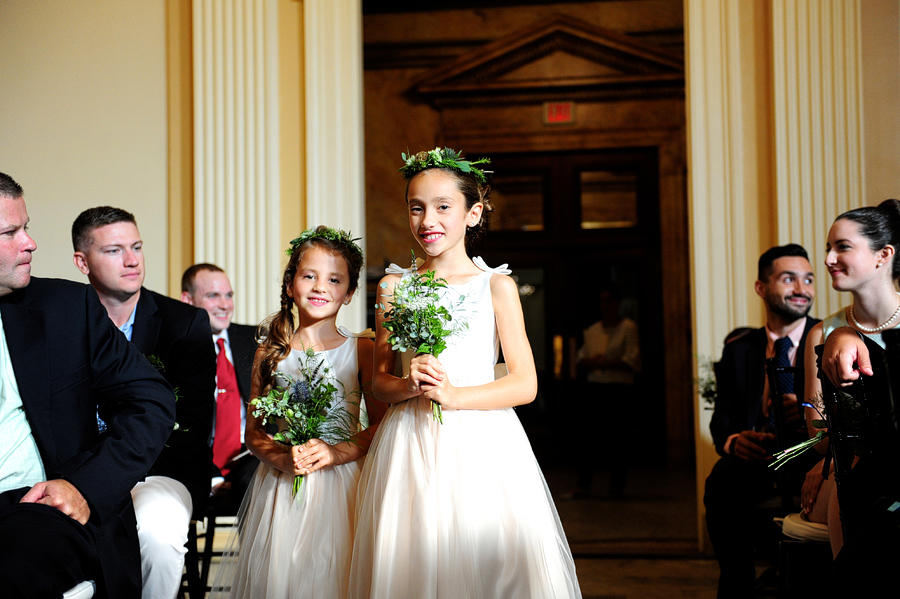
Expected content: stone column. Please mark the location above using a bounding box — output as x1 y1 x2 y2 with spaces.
192 0 282 324
303 0 366 333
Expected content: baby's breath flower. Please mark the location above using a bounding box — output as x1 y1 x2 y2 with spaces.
378 253 469 423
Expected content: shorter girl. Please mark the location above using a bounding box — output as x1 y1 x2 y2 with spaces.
211 226 386 599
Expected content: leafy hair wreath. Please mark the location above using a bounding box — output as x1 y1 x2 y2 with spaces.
399 147 491 184
287 226 363 262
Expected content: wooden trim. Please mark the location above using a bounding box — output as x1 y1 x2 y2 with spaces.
417 14 683 91
166 0 194 296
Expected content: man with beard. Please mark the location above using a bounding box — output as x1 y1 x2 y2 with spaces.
704 244 820 598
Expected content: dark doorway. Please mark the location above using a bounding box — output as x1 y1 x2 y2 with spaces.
470 147 666 465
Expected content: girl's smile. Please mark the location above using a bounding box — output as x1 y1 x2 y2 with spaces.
406 170 482 257
288 247 352 321
420 231 444 244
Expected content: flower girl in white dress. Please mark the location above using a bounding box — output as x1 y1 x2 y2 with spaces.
211 226 386 599
349 149 582 599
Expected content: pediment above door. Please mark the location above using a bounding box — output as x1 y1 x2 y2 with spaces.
413 14 684 105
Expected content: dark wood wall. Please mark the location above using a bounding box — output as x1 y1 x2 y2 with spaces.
363 1 693 463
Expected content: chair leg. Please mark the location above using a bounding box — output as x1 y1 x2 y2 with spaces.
201 515 217 591
182 519 203 599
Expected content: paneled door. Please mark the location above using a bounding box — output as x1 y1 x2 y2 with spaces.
473 148 665 464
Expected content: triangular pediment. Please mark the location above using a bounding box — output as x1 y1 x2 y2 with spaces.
415 14 683 103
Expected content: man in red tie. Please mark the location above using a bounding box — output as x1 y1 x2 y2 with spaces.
182 264 260 506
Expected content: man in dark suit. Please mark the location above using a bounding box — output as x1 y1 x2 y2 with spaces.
181 263 259 506
0 173 174 598
72 207 216 599
705 244 820 598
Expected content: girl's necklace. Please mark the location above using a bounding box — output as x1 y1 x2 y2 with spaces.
850 291 900 333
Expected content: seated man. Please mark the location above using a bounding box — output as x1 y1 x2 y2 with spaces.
705 244 819 598
0 172 174 598
72 207 216 599
181 263 260 507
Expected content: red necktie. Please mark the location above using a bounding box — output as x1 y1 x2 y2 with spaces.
213 338 242 475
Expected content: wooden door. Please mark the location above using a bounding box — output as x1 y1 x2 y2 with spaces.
472 147 666 464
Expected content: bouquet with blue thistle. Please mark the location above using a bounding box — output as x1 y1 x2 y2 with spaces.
377 252 469 423
250 348 358 497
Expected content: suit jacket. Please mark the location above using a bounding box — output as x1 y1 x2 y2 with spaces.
227 322 258 404
0 278 174 599
710 316 819 456
131 288 216 515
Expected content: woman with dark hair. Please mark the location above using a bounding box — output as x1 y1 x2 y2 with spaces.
801 199 900 558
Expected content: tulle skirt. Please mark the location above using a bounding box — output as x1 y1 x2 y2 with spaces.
210 458 362 599
349 396 582 599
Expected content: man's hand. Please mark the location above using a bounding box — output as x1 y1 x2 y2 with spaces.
211 480 232 497
20 480 91 525
822 327 873 387
732 430 775 461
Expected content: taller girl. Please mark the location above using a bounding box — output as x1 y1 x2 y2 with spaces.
350 148 582 598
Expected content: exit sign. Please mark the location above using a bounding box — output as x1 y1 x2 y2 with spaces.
544 102 575 125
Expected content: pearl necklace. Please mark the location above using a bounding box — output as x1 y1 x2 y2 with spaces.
849 292 900 333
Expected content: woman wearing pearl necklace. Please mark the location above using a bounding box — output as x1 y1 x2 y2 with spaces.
799 198 900 562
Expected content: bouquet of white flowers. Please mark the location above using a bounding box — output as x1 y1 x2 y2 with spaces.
377 254 468 423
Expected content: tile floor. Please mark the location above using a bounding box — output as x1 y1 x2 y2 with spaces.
195 466 720 598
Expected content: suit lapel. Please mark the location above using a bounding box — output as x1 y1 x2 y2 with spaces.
130 289 161 355
229 325 255 401
743 329 767 430
0 291 56 464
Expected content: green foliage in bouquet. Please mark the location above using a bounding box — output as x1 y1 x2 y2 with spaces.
250 347 358 496
376 252 469 423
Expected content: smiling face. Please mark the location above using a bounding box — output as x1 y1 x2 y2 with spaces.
184 269 234 334
287 246 353 324
73 221 144 302
755 256 816 322
0 195 37 297
825 218 892 292
406 169 483 258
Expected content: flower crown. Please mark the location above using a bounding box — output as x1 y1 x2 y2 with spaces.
399 147 491 185
287 226 363 262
